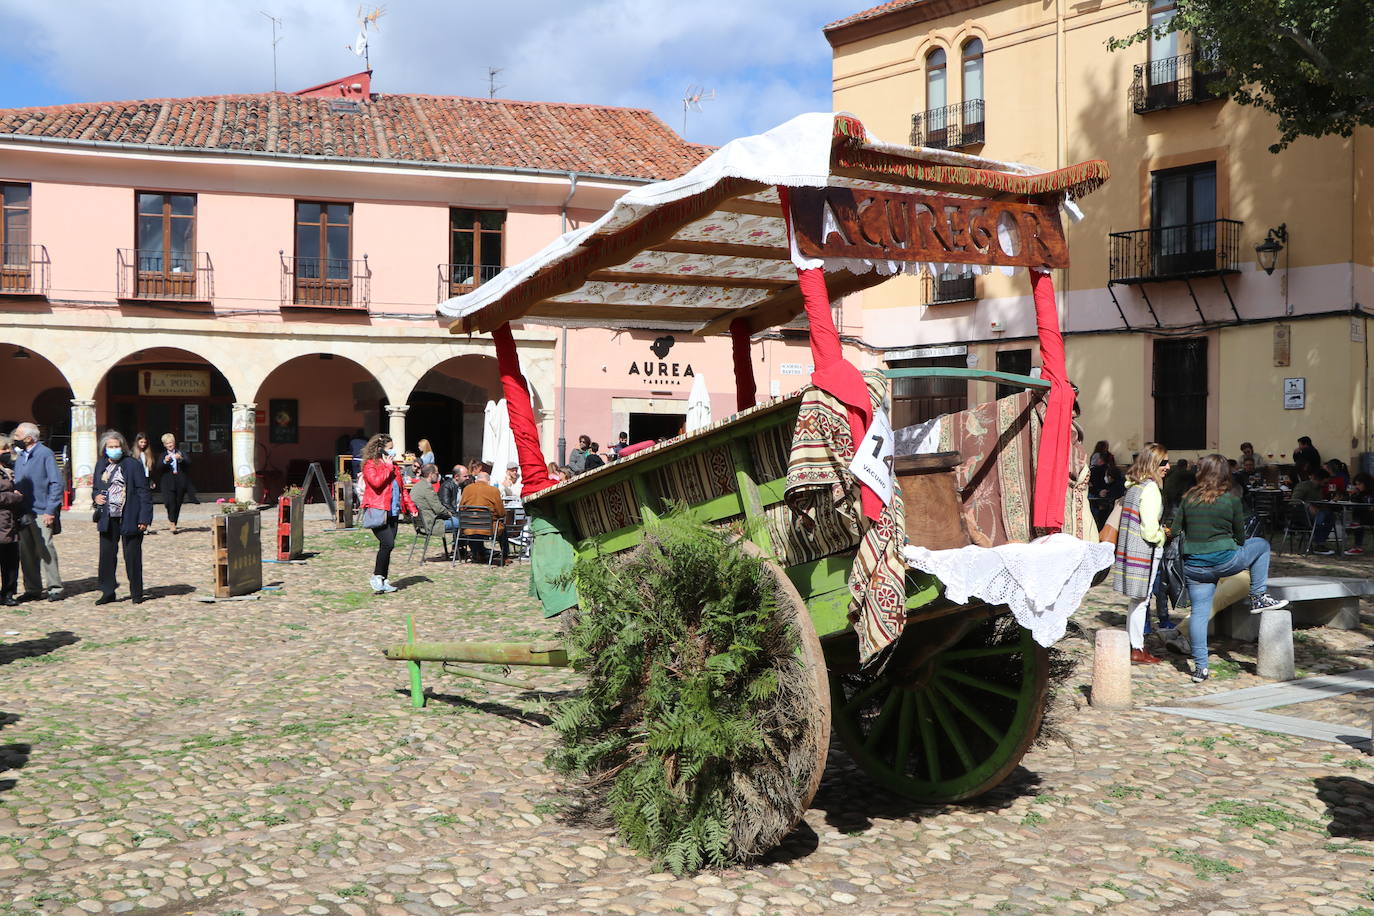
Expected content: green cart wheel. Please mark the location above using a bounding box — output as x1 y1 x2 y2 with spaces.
829 616 1049 802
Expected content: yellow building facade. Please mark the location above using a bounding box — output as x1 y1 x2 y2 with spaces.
828 0 1374 468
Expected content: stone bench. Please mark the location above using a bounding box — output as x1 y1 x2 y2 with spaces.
1211 575 1372 641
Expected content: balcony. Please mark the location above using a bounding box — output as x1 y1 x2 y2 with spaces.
926 270 977 304
1108 219 1242 284
437 262 503 301
1 243 49 296
910 100 985 150
281 253 370 310
117 249 212 301
1131 52 1225 113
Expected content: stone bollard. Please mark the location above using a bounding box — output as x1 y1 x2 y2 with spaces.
1256 608 1296 680
1091 628 1131 709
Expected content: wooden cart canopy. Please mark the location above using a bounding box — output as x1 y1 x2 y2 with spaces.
439 113 1108 337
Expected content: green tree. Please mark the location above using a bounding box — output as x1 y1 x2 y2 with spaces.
1109 0 1374 151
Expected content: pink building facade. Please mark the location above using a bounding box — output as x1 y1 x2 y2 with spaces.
0 83 861 505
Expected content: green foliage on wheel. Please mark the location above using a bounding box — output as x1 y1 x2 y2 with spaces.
830 615 1051 802
547 513 830 874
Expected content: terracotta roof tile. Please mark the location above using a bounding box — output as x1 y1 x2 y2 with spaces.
825 0 924 30
0 92 710 181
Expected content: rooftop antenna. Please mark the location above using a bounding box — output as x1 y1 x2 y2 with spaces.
487 66 505 99
681 85 715 137
350 5 385 70
260 11 283 92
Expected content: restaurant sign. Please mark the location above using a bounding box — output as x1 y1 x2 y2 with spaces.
628 335 694 386
139 369 211 398
789 187 1070 269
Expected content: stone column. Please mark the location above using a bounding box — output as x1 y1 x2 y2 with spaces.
1090 628 1132 709
231 402 258 504
69 399 97 510
385 404 410 454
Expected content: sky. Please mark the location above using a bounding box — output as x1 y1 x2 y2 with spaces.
0 0 865 145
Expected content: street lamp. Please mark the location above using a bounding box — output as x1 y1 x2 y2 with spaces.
1255 223 1288 276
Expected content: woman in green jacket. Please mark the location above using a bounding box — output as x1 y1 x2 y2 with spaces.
1177 454 1288 683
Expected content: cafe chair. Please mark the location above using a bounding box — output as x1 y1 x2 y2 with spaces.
407 515 450 565
504 507 530 563
453 507 501 567
1278 500 1315 555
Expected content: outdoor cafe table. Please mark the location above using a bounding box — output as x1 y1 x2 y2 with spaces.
1308 500 1367 555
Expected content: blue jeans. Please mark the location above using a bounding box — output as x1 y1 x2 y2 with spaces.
1182 537 1272 670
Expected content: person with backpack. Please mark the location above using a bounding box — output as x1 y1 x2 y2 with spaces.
1175 454 1289 683
1111 443 1169 665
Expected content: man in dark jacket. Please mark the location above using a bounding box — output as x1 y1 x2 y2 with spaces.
439 464 466 515
92 430 153 604
12 421 63 601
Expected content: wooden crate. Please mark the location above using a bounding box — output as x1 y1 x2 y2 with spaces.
213 511 263 598
333 480 355 528
276 495 305 560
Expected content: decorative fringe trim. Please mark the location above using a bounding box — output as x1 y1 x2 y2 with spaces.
833 146 1110 200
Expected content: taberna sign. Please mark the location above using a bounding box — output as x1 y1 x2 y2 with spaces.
628 335 695 386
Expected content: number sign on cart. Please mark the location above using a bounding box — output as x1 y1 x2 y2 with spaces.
789 187 1070 269
850 408 896 506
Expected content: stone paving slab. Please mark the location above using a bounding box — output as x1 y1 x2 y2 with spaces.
1 518 1372 915
1181 669 1374 710
1145 706 1372 751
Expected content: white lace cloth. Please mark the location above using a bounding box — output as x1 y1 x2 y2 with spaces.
903 534 1115 647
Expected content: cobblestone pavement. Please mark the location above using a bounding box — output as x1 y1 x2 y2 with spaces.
2 509 1372 916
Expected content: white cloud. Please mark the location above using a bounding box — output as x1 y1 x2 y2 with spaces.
1 0 858 144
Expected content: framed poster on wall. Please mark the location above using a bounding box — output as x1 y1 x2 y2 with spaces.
269 399 299 444
183 403 201 443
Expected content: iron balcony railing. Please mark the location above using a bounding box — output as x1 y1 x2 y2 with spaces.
926 270 977 304
910 99 985 150
1 243 49 296
438 262 503 301
1108 218 1243 284
116 249 213 301
1131 52 1225 113
281 252 370 310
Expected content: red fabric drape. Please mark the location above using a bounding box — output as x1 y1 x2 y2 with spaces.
492 322 555 495
1030 269 1073 531
728 317 757 413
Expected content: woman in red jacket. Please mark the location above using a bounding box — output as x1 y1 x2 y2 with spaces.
360 433 417 594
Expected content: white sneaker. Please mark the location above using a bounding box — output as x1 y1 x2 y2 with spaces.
370 574 385 594
379 578 398 593
1249 593 1290 612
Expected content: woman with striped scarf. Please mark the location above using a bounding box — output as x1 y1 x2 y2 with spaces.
1111 443 1169 664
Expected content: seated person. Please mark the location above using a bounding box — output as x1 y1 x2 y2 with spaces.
459 471 508 563
410 464 458 535
1239 442 1267 468
1324 459 1350 497
1292 467 1337 553
439 464 466 515
1347 472 1374 556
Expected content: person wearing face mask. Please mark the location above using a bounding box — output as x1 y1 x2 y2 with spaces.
360 433 417 594
11 421 64 602
92 430 152 605
0 435 23 606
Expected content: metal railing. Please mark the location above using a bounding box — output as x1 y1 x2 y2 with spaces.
910 99 985 149
1108 218 1243 284
926 270 977 304
1131 52 1225 113
0 243 49 296
281 253 370 309
438 262 503 301
116 248 212 301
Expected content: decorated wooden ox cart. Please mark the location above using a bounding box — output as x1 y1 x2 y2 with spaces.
385 113 1113 859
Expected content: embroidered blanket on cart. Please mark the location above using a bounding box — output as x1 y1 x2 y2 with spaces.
785 373 909 668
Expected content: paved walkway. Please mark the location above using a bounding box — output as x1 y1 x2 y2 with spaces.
1 517 1372 915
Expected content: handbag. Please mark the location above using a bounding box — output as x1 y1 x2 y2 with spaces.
361 507 388 529
1097 499 1123 546
1160 531 1190 608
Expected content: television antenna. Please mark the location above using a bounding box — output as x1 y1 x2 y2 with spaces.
349 5 385 70
487 66 505 99
260 11 283 92
681 85 715 136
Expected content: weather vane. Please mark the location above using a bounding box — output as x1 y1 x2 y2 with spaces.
349 5 386 70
